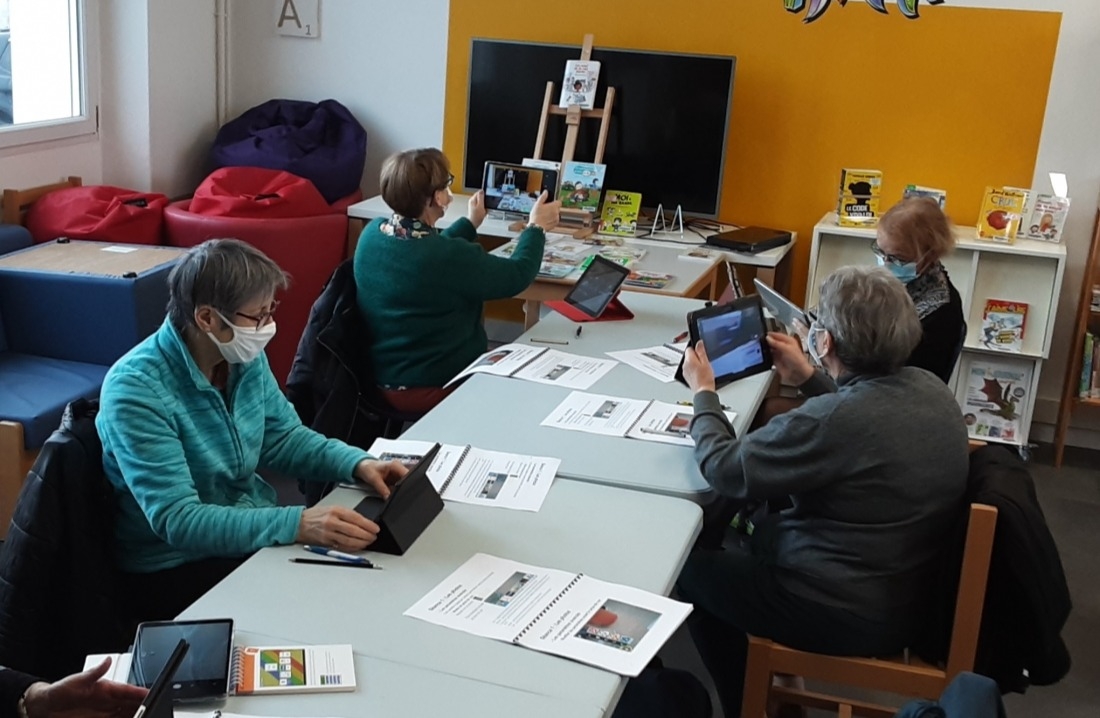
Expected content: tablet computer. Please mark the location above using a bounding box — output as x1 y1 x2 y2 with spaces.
562 255 631 318
129 618 233 703
482 161 558 216
354 443 443 522
676 295 773 387
753 278 812 330
133 638 189 718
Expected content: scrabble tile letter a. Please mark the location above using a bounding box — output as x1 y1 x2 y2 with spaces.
277 0 320 38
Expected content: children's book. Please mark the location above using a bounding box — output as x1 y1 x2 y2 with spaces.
1022 194 1071 242
961 359 1031 443
230 644 356 695
560 161 607 213
837 168 883 228
578 246 647 269
624 270 674 289
559 60 601 109
598 190 642 238
1080 333 1095 399
405 553 692 677
980 299 1028 352
903 184 947 209
976 186 1029 243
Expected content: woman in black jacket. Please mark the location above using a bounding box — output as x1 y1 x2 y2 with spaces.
0 658 145 718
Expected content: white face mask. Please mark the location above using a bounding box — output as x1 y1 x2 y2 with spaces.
206 310 277 364
806 322 827 366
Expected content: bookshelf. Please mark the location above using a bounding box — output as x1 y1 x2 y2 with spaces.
1052 206 1100 467
808 213 1067 451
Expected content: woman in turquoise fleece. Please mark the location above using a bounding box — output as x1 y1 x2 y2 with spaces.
353 147 559 415
97 239 406 622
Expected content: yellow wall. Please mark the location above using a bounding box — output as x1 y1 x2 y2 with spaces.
444 1 1060 302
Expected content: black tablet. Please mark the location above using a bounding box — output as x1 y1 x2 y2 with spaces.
134 638 189 718
129 618 233 702
355 443 443 522
563 255 631 318
676 295 773 387
482 161 558 215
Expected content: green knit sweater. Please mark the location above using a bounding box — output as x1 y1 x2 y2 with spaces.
353 215 545 387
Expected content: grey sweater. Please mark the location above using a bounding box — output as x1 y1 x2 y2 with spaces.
690 367 969 619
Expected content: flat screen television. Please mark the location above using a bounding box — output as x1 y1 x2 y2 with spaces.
464 39 736 218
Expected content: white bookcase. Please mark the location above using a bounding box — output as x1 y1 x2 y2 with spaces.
808 213 1067 449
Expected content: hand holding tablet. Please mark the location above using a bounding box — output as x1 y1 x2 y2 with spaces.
675 296 774 389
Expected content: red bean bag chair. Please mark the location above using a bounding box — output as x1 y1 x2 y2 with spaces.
190 168 332 219
25 185 168 245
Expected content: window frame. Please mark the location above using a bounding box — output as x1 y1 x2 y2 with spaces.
0 0 98 151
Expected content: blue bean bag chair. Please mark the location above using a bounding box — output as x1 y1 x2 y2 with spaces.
210 98 366 204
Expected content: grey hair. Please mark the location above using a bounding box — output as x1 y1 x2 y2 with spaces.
816 265 921 375
166 239 289 332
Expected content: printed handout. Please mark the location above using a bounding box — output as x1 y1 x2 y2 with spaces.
404 553 692 676
625 401 737 447
359 439 559 512
447 344 617 391
445 343 547 386
539 391 650 437
605 345 685 383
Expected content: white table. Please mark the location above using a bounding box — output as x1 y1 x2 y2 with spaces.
180 480 702 716
347 194 796 328
403 293 774 501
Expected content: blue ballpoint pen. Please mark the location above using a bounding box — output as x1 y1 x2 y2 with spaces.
303 545 376 567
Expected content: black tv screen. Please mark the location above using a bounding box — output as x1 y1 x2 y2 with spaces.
465 39 736 218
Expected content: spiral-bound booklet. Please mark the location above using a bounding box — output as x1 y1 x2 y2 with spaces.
365 438 559 512
404 553 692 676
229 644 355 695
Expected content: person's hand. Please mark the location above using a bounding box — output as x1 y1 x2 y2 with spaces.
766 331 816 386
22 656 148 718
354 458 408 498
296 505 381 551
527 190 561 230
682 341 716 394
467 189 487 229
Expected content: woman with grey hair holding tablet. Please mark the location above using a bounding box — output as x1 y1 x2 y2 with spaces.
677 265 968 718
97 239 407 623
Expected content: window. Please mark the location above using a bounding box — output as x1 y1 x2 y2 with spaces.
0 0 96 148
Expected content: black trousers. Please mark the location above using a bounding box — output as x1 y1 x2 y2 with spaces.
676 534 912 718
120 556 248 626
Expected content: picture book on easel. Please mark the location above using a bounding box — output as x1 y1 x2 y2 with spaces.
560 161 606 213
559 60 601 110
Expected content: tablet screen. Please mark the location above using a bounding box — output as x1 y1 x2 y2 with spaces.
482 162 558 214
686 297 772 385
130 619 233 700
564 255 630 318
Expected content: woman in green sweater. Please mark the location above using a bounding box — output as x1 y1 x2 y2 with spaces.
353 148 559 414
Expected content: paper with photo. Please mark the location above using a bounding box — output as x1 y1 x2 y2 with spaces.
539 391 650 436
605 345 684 383
625 400 737 447
511 350 617 390
445 343 546 387
364 439 558 512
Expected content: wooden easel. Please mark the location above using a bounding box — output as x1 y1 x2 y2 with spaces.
509 33 616 238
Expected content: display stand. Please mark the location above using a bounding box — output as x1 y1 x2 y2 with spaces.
508 33 616 240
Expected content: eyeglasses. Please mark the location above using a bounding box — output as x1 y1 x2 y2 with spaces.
869 240 911 267
234 300 279 330
436 173 454 191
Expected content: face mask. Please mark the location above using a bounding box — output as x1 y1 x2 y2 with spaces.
806 323 827 365
876 255 920 284
206 310 277 365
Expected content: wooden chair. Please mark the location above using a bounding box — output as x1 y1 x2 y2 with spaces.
1 176 82 225
740 503 999 718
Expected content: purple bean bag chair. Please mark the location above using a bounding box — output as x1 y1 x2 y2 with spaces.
210 98 366 204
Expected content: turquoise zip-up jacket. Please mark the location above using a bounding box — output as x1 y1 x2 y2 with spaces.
97 319 370 573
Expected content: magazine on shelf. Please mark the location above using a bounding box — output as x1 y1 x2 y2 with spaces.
980 299 1028 353
903 184 947 209
362 439 559 512
540 391 736 446
444 343 617 390
560 162 607 213
559 60 601 110
976 186 1028 243
836 168 883 228
1022 194 1071 242
404 553 691 677
961 359 1032 443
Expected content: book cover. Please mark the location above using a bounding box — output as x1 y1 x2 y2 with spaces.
1080 333 1095 399
231 644 356 695
1022 194 1071 242
976 186 1028 243
559 60 601 109
624 270 674 289
598 190 642 237
903 184 947 209
980 299 1028 353
961 359 1031 443
560 161 607 213
837 168 883 228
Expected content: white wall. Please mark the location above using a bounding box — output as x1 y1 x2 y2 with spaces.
225 0 449 196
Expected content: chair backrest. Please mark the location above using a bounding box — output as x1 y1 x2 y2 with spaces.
1 175 82 225
944 503 998 679
945 319 967 383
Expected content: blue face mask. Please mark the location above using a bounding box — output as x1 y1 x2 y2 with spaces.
876 255 920 284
